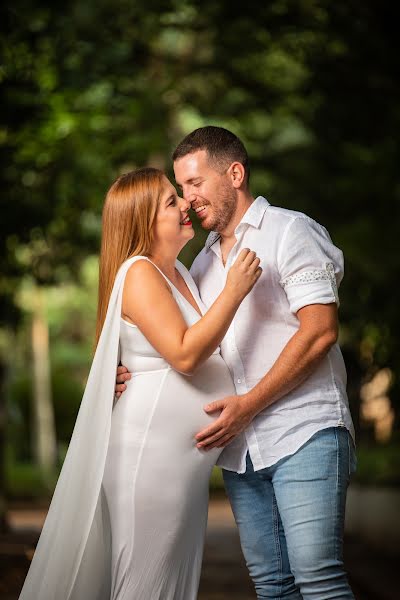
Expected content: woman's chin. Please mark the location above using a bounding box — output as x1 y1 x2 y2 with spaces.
180 228 195 246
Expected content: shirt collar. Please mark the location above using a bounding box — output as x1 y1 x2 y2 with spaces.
205 196 270 250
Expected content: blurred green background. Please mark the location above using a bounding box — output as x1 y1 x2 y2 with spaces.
1 0 399 518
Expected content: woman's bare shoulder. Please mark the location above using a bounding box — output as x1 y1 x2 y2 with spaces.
124 258 171 295
122 258 184 333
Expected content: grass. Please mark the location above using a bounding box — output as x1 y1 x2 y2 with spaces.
5 460 59 501
5 440 400 502
353 441 400 486
210 466 225 490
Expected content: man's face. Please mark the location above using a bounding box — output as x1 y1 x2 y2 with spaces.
173 150 237 233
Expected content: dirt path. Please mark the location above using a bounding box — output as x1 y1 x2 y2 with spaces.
198 495 254 599
1 496 397 599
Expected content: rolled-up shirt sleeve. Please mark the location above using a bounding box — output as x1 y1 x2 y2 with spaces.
278 216 344 314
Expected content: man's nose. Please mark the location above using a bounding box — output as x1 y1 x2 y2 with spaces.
182 189 197 204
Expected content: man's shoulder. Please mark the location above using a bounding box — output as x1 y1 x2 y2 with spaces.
264 204 327 237
265 203 309 225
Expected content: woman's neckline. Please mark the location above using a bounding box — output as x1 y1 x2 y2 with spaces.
145 257 203 318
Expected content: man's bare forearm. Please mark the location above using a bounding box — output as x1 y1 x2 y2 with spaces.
242 326 337 418
195 304 339 450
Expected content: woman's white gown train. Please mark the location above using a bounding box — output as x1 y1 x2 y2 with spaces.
18 256 236 600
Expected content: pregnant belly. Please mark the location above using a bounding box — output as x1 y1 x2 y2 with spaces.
162 354 236 437
112 354 235 454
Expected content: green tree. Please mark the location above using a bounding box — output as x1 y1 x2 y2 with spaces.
1 0 399 521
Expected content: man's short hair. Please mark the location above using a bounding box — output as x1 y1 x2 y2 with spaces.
172 126 250 185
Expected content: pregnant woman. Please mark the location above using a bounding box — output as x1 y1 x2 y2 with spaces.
19 167 261 600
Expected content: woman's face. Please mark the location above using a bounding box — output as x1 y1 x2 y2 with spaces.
151 176 194 253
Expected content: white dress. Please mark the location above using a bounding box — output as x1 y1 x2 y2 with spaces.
19 256 236 600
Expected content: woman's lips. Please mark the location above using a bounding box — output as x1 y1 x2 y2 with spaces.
180 215 192 226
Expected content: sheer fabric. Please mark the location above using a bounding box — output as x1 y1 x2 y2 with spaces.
19 256 236 599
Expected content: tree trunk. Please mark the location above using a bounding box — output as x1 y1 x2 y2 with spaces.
0 357 9 532
31 287 57 471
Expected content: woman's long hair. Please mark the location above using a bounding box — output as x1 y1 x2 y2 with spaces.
95 167 165 347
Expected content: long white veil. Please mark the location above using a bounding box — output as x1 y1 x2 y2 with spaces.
19 256 141 600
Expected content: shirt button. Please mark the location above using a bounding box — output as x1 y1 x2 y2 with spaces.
237 378 242 384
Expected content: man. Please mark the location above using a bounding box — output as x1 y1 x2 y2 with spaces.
116 126 355 599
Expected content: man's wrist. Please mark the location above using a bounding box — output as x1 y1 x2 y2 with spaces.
240 391 261 418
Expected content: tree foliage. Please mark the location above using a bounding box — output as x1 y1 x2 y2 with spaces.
1 0 399 435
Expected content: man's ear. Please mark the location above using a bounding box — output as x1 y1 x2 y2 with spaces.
228 162 246 189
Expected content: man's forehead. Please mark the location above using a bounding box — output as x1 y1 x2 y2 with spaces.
173 150 210 183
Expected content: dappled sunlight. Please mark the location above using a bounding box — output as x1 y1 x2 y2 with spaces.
360 368 395 443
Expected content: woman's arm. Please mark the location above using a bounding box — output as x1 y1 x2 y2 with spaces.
122 250 261 375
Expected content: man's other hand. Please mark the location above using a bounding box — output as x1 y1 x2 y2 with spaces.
115 365 131 398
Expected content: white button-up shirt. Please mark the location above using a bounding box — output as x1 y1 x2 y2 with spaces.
190 196 355 473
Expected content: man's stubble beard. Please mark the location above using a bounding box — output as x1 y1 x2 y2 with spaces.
202 182 238 233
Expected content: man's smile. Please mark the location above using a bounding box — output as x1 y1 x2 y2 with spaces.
191 203 209 219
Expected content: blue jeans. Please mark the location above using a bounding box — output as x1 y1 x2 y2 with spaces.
223 426 356 599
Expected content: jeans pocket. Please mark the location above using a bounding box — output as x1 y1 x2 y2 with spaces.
284 460 331 481
277 429 339 482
